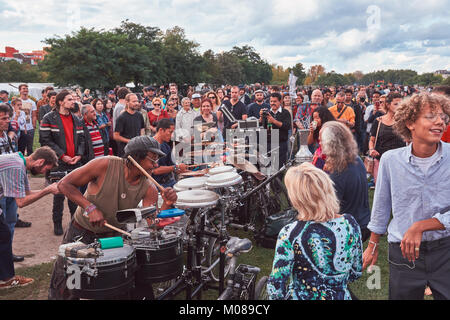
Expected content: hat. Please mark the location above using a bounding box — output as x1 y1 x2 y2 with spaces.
108 90 115 95
254 89 264 95
124 136 166 157
192 93 201 99
144 86 156 92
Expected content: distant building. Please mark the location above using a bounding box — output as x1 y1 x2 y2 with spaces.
0 46 47 65
434 70 450 79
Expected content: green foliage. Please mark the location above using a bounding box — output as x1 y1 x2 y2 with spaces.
0 60 47 82
271 64 290 85
315 72 352 86
442 76 450 86
40 26 166 91
288 63 307 85
360 69 418 85
407 73 444 86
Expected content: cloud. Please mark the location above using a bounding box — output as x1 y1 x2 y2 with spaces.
0 0 449 74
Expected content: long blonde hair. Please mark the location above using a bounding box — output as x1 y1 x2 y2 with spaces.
284 162 340 222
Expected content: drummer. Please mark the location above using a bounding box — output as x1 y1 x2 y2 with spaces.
151 118 188 188
48 135 177 300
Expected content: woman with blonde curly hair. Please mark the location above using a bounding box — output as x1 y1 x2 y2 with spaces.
268 162 363 300
320 121 371 241
364 92 450 300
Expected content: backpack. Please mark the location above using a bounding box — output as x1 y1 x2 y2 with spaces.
254 208 298 249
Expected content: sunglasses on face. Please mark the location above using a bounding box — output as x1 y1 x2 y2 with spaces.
145 155 159 165
153 104 161 107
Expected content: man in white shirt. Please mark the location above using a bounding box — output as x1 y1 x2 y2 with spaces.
17 84 37 155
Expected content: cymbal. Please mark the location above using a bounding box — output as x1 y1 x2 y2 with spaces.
225 154 259 174
178 169 209 177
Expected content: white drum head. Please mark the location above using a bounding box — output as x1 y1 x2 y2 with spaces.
208 165 236 175
174 177 208 192
175 189 219 208
205 171 243 188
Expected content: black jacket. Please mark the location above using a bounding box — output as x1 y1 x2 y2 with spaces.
39 109 85 167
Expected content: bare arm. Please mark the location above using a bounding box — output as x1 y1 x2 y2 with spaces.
15 184 59 208
113 131 130 144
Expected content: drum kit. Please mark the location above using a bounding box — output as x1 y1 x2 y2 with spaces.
60 143 272 300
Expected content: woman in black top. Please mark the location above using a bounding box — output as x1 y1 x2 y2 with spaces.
369 92 406 183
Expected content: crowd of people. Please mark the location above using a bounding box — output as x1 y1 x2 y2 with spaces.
0 80 449 300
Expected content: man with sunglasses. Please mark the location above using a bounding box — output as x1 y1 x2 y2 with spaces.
49 135 177 299
363 92 450 300
328 92 355 129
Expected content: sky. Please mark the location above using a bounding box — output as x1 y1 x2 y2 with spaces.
0 0 449 75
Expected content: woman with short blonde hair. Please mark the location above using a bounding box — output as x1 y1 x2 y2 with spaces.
268 162 363 300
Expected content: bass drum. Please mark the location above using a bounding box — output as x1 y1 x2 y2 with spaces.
65 244 136 300
132 226 184 284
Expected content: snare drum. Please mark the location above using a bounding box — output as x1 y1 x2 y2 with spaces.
131 226 184 284
175 189 219 209
173 176 208 192
208 165 236 175
205 171 243 189
65 244 136 299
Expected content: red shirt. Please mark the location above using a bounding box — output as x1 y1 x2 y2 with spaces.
148 110 169 126
60 113 75 158
442 124 450 143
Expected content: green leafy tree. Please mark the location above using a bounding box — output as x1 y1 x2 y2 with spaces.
160 26 204 85
0 60 47 82
229 45 272 84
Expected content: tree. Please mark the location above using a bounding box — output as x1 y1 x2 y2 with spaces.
229 45 272 84
0 60 47 82
160 26 204 85
315 72 350 86
288 63 306 85
271 64 289 85
307 65 326 83
214 52 244 85
40 26 165 90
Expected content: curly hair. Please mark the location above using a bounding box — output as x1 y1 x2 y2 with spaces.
393 92 450 142
320 121 358 173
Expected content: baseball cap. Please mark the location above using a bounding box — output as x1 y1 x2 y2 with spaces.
108 90 115 95
144 86 156 92
192 93 201 99
254 89 264 95
124 136 166 157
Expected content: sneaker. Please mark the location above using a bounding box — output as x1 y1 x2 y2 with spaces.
15 219 32 228
0 276 34 290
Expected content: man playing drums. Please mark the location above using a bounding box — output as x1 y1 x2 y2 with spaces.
48 135 177 300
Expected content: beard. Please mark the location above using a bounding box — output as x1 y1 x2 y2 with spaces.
30 164 45 176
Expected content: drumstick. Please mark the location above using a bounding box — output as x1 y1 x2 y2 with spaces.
186 163 211 168
104 222 131 237
127 155 165 193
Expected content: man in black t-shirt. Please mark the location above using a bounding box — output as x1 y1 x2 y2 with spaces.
114 93 145 157
217 86 247 139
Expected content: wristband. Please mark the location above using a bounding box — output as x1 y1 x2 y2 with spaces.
84 204 97 217
369 240 378 255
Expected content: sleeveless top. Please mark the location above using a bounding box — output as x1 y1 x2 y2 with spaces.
73 156 150 233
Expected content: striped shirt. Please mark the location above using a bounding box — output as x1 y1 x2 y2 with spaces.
85 120 105 159
0 153 30 215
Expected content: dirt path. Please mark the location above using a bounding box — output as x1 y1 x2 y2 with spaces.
12 176 72 268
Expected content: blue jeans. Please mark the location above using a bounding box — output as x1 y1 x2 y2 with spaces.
0 213 14 281
0 197 18 243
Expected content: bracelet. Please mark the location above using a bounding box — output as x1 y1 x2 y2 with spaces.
84 204 97 217
369 240 378 255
